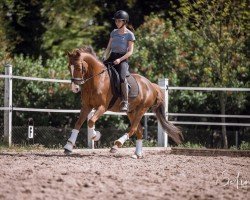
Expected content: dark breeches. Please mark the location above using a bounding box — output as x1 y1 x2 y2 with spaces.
105 52 130 83
115 62 128 83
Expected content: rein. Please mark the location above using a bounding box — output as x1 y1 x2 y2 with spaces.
71 62 115 85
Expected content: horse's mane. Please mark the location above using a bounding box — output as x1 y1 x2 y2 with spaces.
71 45 98 59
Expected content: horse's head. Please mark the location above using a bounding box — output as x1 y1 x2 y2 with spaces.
67 49 89 85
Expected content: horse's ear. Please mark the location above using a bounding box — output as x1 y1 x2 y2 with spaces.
66 51 71 57
76 50 81 57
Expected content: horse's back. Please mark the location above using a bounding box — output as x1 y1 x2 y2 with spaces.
108 73 158 112
131 73 156 92
130 73 158 107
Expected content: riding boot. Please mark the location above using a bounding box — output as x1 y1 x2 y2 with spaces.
120 81 129 112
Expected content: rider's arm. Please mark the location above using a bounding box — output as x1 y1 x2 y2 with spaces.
103 38 112 61
117 41 134 62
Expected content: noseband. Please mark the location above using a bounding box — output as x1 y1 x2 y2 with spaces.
70 62 86 85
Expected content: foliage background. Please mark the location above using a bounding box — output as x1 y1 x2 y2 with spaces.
0 0 249 148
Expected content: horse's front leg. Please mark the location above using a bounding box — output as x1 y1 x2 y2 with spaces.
64 107 91 154
87 105 106 141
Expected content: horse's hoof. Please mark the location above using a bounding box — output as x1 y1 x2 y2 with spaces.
110 147 118 153
92 131 101 141
64 142 74 151
131 154 143 159
64 149 72 155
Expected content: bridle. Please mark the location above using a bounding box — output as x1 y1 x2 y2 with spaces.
70 62 115 85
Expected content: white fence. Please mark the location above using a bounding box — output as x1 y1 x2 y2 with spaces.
1 64 250 147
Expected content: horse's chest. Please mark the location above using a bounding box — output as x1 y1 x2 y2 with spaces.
82 88 103 105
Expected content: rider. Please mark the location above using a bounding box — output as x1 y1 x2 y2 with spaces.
103 10 135 112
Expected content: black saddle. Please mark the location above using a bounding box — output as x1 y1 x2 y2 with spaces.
106 64 139 109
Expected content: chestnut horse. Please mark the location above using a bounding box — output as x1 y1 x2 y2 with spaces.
64 46 183 158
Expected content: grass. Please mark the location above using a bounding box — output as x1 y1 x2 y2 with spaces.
229 141 250 150
177 141 205 149
122 139 157 148
0 141 47 152
238 141 250 150
178 141 250 150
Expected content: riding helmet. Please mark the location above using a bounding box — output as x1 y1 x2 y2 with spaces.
113 10 129 22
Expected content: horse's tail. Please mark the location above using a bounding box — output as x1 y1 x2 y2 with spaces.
152 83 184 145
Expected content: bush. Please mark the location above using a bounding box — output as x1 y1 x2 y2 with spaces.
178 141 204 149
239 141 250 150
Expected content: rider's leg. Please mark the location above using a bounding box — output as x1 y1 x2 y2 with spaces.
120 79 129 111
119 62 129 111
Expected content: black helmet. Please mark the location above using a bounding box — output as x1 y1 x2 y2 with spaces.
113 10 129 22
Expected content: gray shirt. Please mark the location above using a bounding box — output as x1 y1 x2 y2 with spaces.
110 28 135 54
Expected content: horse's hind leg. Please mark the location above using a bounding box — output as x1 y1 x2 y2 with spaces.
135 123 143 140
110 108 147 155
131 123 144 159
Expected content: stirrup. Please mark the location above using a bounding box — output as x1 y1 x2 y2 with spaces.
120 101 129 111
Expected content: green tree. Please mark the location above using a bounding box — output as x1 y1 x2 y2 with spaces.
0 0 181 58
130 15 211 127
41 0 103 57
0 0 47 58
175 0 249 148
93 0 181 49
0 2 10 64
131 5 249 147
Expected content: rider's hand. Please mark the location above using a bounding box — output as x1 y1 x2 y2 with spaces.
114 58 121 65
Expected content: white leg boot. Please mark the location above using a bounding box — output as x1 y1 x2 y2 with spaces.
64 129 79 152
114 133 129 147
131 140 143 159
88 127 101 141
110 133 129 153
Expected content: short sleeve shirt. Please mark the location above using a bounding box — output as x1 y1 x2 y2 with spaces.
110 28 135 54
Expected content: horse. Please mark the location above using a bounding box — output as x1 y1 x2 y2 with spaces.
64 46 183 158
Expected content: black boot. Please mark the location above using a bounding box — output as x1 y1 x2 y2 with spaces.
120 81 129 112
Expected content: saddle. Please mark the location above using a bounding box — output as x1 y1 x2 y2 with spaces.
107 65 139 109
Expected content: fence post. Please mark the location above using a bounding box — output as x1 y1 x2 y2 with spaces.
235 131 239 150
4 64 13 147
87 110 95 149
157 78 169 147
143 116 148 140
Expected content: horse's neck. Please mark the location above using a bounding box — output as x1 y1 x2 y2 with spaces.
84 53 104 74
81 53 111 101
82 53 109 91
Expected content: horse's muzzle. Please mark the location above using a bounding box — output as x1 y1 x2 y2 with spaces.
71 82 81 93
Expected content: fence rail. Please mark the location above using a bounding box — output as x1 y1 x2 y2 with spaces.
1 74 250 91
1 64 250 147
1 107 250 118
169 86 250 92
0 74 71 83
1 106 249 128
